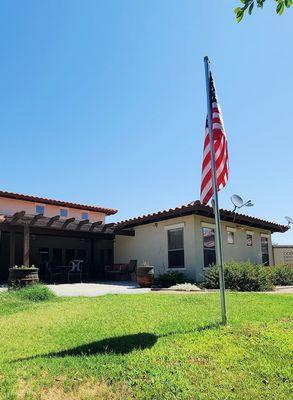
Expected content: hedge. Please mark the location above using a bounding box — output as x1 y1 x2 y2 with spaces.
269 264 293 286
202 262 274 291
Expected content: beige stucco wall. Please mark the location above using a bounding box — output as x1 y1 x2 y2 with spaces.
114 214 273 281
273 246 293 265
0 197 106 223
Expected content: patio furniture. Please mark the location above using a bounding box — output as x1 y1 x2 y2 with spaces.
45 262 65 283
68 260 83 282
105 259 137 281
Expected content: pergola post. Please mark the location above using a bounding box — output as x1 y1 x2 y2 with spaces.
23 223 30 267
10 231 15 267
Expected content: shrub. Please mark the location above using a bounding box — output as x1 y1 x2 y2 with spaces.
202 261 273 291
154 271 193 288
269 265 293 286
13 284 56 302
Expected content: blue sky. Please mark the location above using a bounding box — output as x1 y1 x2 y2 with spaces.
0 1 292 243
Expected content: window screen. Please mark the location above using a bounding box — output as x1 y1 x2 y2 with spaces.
167 228 184 268
261 236 269 265
202 227 216 268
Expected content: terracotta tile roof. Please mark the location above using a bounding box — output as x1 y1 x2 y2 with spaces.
0 190 117 216
115 200 288 233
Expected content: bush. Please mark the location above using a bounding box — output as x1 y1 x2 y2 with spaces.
202 261 273 291
154 271 193 288
13 284 56 302
269 265 293 286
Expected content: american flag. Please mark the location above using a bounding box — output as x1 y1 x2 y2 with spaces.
200 72 229 205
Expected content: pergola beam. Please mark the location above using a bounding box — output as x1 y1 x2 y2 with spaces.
0 214 133 236
76 219 89 231
47 215 60 227
101 223 115 233
10 211 25 224
89 221 102 232
61 217 75 230
30 213 43 226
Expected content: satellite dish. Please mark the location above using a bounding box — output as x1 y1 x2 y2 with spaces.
285 216 293 224
231 194 244 208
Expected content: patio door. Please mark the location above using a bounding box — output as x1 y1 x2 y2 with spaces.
38 248 49 278
65 249 75 265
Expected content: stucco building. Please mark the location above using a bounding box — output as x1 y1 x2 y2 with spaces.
114 201 288 281
0 191 288 283
273 245 293 265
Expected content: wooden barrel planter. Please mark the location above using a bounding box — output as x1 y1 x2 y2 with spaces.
8 268 39 288
136 266 154 288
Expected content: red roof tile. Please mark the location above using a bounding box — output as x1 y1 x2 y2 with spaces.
115 201 288 233
0 190 117 216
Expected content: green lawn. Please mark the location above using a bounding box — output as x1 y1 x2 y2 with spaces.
0 290 292 400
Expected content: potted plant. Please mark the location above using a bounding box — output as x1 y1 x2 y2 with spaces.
8 265 39 288
136 260 155 288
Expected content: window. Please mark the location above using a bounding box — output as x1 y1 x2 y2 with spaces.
81 212 89 220
227 231 235 244
167 228 184 268
36 205 45 215
38 248 49 277
261 236 269 265
202 227 216 268
77 249 87 262
106 248 113 265
60 209 68 218
100 249 105 266
246 234 253 247
65 249 75 265
52 248 62 265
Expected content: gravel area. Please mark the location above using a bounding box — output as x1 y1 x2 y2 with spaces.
165 283 202 292
46 282 151 297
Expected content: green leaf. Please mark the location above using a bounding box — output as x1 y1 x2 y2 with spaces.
276 2 285 14
257 0 265 8
284 0 292 7
236 9 244 22
248 2 254 14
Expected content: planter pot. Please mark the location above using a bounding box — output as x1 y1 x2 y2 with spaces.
8 268 39 288
136 266 154 288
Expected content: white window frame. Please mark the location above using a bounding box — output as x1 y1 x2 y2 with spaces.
246 232 254 247
201 222 216 229
202 225 216 268
164 222 185 231
226 228 235 245
260 233 270 238
165 224 185 269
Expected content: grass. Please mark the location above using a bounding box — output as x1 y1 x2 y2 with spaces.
0 289 292 399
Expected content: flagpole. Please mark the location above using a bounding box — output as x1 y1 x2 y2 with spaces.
204 56 227 325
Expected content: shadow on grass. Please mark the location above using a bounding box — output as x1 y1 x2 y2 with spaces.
15 333 157 361
14 322 222 362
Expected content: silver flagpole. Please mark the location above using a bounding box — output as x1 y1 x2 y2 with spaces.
204 56 227 325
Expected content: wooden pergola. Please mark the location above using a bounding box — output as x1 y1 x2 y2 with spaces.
0 212 134 268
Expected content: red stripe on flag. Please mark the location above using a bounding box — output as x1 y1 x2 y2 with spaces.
200 75 229 205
